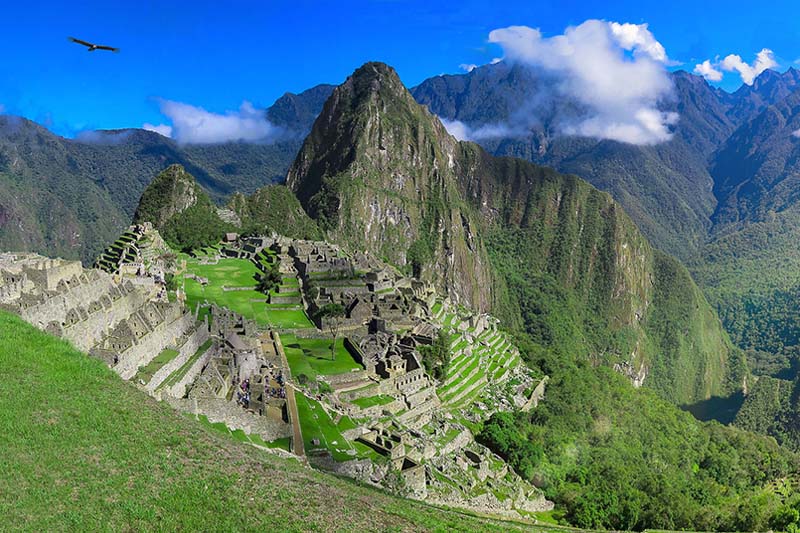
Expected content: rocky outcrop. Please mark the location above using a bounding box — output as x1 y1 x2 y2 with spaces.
133 164 201 229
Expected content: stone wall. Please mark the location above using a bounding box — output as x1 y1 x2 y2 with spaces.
20 273 115 328
62 288 150 352
324 370 369 387
116 312 196 380
23 260 83 291
147 322 211 393
163 343 217 399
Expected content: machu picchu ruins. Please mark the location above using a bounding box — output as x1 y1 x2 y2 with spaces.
0 228 552 517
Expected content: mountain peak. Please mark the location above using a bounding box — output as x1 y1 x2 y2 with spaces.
286 61 453 208
133 164 203 228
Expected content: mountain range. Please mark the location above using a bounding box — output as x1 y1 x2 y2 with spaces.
118 63 792 529
5 57 800 468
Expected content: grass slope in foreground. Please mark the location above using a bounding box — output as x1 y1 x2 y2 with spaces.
0 310 548 532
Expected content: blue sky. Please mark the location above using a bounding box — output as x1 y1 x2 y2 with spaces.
2 0 800 137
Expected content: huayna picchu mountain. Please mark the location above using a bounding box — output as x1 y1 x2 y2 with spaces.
287 62 744 405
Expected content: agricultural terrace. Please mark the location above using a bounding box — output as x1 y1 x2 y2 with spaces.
294 392 379 462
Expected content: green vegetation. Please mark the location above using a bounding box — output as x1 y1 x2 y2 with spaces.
281 335 362 380
135 164 231 252
351 395 395 409
735 376 800 451
314 302 346 359
691 206 800 378
159 340 213 391
294 391 375 461
477 363 798 531
181 256 313 329
255 261 281 295
0 310 546 531
133 348 179 384
418 329 450 380
230 185 323 240
195 414 291 452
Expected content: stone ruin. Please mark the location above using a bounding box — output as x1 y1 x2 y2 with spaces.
349 332 440 427
95 222 173 282
270 238 436 335
0 238 552 517
0 252 207 388
182 306 291 440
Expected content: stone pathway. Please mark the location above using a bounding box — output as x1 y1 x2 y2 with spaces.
265 331 305 456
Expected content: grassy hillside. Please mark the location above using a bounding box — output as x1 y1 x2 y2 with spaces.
0 310 554 532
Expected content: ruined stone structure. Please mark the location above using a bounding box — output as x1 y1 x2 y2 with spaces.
0 253 207 385
189 306 289 425
271 237 435 335
1 239 551 518
95 222 172 279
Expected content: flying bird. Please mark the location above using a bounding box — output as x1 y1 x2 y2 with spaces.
68 36 119 53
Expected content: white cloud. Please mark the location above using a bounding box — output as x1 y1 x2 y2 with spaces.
792 129 800 138
439 117 515 142
459 63 478 73
487 20 677 145
720 48 777 85
440 118 472 141
142 123 173 137
151 99 281 144
694 59 723 82
609 22 671 64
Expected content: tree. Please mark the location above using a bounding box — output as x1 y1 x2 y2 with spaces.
255 263 281 295
418 329 450 380
315 303 346 360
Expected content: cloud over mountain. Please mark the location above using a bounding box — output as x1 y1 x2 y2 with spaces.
142 123 173 138
447 20 678 145
694 59 723 82
695 49 778 85
146 99 282 144
721 49 777 85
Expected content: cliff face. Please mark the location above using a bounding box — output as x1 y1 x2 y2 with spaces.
227 185 323 241
287 62 742 403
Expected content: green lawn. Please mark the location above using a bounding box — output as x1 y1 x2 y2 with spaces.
182 257 314 329
195 415 291 452
0 310 549 531
159 339 213 391
351 394 395 409
294 391 376 462
281 335 364 380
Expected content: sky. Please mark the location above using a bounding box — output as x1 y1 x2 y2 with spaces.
2 0 800 139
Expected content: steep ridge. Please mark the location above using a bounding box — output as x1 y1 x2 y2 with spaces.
691 87 800 364
287 62 496 311
287 62 742 404
226 185 323 240
133 164 229 252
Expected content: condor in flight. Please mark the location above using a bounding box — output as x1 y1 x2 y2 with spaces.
68 36 119 53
